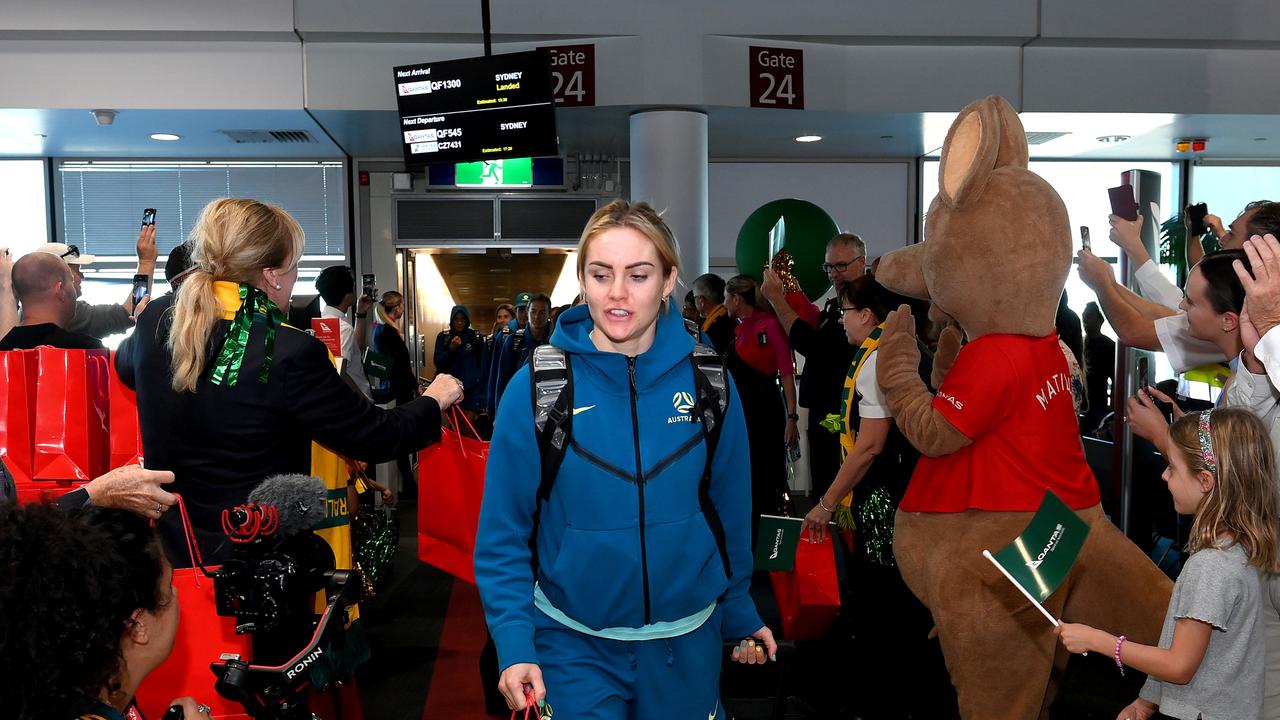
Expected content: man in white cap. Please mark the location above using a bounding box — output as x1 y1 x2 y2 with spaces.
36 224 157 339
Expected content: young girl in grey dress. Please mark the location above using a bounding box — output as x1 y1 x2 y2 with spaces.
1057 408 1280 720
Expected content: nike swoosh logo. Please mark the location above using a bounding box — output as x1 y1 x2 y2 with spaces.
573 405 596 415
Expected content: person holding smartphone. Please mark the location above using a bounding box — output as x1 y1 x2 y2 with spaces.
35 209 158 339
1078 201 1280 375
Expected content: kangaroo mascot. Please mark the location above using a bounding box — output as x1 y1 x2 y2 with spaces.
875 96 1173 718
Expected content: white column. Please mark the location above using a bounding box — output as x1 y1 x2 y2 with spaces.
629 110 709 284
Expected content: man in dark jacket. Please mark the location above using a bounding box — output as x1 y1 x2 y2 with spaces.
692 273 736 357
760 232 865 500
435 305 485 413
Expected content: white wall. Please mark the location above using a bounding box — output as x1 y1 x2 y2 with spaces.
708 161 913 277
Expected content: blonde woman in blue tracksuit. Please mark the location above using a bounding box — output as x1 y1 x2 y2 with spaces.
476 200 775 719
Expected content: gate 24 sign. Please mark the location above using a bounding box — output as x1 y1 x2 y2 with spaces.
540 44 596 107
749 46 804 109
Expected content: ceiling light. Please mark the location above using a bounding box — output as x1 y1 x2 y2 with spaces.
92 110 117 126
1096 135 1131 144
150 133 181 141
795 135 822 143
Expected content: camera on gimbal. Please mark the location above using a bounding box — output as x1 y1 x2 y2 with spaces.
205 499 362 720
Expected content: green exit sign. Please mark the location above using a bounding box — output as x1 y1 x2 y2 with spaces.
455 157 533 187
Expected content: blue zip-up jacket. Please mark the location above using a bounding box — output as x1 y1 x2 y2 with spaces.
475 304 762 671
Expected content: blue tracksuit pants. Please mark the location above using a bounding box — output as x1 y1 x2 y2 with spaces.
532 606 725 720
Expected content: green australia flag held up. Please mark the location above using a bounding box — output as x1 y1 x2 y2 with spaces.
983 490 1091 626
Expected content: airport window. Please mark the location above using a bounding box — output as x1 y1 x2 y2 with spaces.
1189 163 1280 225
57 160 347 259
54 160 347 347
0 160 50 257
922 158 1182 380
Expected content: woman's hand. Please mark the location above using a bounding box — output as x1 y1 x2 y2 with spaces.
424 373 464 409
803 502 833 543
730 626 778 665
1114 698 1158 720
784 417 799 448
1125 391 1173 451
1109 213 1147 260
83 465 176 518
1076 249 1115 293
1055 622 1110 655
168 697 212 720
498 663 546 712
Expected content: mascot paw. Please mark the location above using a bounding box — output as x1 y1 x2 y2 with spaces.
882 304 917 340
932 323 964 389
877 304 924 396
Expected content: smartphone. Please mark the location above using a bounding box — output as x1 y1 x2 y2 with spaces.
1187 202 1209 235
362 273 377 300
130 273 149 316
1079 225 1091 252
141 208 156 227
1108 185 1139 221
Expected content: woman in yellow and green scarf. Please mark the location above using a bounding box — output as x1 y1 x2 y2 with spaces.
801 275 958 718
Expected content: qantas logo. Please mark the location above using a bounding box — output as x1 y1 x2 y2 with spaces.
1025 523 1066 570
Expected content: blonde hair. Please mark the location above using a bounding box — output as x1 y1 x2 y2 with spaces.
725 273 777 315
167 198 304 393
377 290 405 337
575 200 680 303
1169 408 1280 572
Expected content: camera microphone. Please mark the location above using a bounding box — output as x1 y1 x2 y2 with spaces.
247 474 328 539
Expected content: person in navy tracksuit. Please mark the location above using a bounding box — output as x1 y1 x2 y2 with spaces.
475 201 775 720
434 305 485 413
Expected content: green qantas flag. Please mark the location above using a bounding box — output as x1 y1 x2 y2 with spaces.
987 490 1090 604
754 514 804 571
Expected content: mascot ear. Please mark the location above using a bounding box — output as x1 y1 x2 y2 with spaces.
938 97 1002 209
991 96 1029 170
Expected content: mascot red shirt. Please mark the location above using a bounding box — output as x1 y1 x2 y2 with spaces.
901 332 1099 513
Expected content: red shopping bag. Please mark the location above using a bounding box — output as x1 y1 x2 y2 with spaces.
32 347 110 482
418 408 488 584
0 349 38 483
107 351 144 469
135 496 251 720
769 530 841 640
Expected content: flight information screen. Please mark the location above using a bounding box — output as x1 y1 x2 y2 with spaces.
393 50 559 166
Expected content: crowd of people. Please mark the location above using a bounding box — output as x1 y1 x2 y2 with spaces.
12 185 1280 720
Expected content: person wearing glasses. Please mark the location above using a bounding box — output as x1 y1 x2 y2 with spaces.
801 274 955 718
760 232 866 501
692 272 736 357
35 223 157 339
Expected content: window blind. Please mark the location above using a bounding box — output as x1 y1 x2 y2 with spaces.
58 161 346 258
